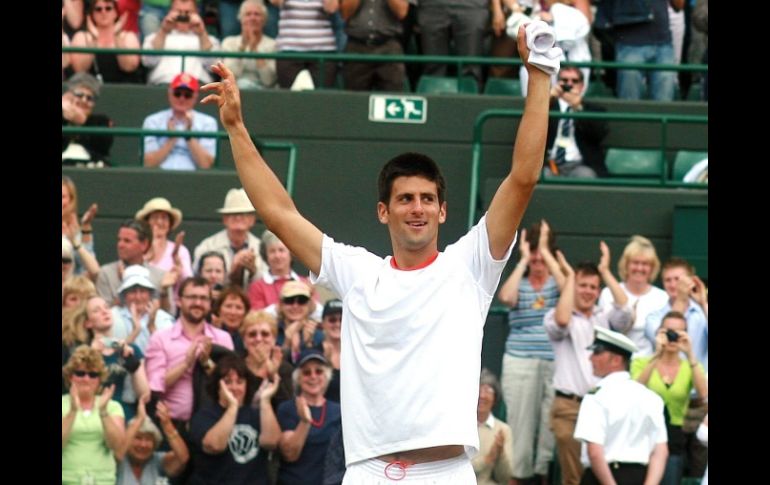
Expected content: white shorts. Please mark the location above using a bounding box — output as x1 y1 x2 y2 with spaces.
341 454 476 484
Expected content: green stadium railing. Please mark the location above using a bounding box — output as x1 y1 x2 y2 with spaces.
61 125 299 195
467 109 708 229
62 46 709 95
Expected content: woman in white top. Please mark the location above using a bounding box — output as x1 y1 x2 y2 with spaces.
598 235 668 356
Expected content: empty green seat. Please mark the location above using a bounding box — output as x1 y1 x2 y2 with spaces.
686 83 703 101
484 77 522 96
416 75 479 94
584 80 614 98
672 150 708 181
605 149 665 177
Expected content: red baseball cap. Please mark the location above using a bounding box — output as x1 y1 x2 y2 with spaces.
170 73 199 92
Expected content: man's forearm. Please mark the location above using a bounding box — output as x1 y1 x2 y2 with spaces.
587 443 617 485
144 139 177 167
187 138 214 169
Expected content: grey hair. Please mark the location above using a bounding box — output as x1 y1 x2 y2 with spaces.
238 0 268 21
67 72 101 98
128 417 163 448
292 360 333 396
261 229 281 249
479 368 502 407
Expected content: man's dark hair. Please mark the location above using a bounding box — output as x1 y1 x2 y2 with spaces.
575 261 600 278
121 219 152 243
377 152 446 205
559 65 584 83
662 257 695 276
178 275 213 299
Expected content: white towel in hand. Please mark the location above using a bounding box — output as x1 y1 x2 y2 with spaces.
525 20 562 75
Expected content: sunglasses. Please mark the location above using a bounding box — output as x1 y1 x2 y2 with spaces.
246 329 272 339
172 89 194 99
325 315 341 323
282 295 310 305
302 367 325 377
62 257 73 264
94 5 115 12
72 91 96 103
73 370 100 379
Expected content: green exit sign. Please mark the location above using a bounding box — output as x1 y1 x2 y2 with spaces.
369 95 428 124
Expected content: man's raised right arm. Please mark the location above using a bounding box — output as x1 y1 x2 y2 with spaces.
201 62 323 275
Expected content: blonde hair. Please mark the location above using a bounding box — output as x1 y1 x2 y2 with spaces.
617 235 661 282
62 345 108 386
62 175 79 217
240 310 278 337
62 302 90 348
62 275 97 307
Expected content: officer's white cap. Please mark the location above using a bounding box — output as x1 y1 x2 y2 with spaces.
586 326 638 357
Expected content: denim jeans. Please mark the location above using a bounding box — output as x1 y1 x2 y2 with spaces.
660 453 684 485
139 4 170 41
616 43 676 101
218 0 241 38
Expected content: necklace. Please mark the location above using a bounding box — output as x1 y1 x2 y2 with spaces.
310 400 327 428
656 360 680 386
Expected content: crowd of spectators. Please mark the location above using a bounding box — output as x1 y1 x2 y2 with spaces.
61 171 708 484
62 0 708 100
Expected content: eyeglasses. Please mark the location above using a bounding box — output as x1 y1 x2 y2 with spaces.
282 295 310 305
94 5 115 12
302 368 325 377
246 329 272 339
558 77 582 84
182 295 211 302
172 89 194 99
62 257 73 264
73 370 100 379
72 91 96 103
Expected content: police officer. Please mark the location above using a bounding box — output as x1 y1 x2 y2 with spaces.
574 326 669 485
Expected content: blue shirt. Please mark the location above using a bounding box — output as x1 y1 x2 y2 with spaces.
645 300 708 372
504 276 559 360
142 108 217 170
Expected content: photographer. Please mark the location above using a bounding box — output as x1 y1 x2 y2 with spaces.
83 294 151 421
631 311 707 485
142 0 221 85
544 66 609 178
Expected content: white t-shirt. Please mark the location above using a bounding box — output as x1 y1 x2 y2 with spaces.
311 216 514 465
598 283 668 357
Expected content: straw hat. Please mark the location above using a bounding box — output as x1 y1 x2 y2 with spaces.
217 188 256 214
135 197 183 230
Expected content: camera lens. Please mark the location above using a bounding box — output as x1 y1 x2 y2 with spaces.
665 329 679 342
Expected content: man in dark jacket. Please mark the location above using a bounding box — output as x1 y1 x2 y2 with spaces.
545 66 609 178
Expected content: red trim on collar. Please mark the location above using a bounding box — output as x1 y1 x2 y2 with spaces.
390 251 439 271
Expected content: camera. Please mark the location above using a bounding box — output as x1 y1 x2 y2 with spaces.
176 13 190 22
561 83 572 93
665 329 679 342
102 337 122 349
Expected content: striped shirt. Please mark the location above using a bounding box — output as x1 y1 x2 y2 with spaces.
276 0 337 52
504 276 559 360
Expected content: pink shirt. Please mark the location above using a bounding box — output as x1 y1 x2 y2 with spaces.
247 271 315 310
145 320 234 421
